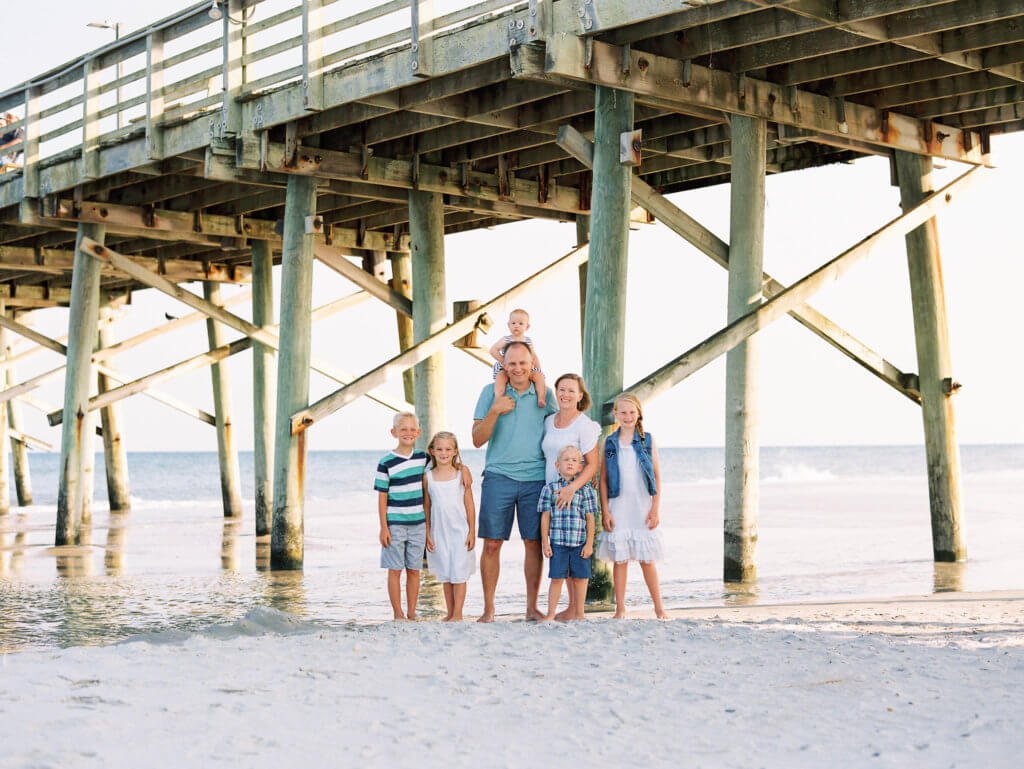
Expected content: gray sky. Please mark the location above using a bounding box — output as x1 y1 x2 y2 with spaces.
3 1 1023 451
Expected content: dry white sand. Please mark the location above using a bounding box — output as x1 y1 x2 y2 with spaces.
2 591 1022 769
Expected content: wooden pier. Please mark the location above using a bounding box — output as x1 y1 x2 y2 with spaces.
0 0 1017 576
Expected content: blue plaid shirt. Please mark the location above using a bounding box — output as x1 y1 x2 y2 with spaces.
537 476 598 547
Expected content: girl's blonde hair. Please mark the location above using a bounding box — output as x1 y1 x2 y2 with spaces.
612 391 645 442
554 373 592 412
426 431 462 471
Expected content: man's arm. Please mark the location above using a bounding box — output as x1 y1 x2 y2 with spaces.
472 395 515 447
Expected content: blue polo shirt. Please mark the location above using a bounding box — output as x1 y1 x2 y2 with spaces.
474 382 557 481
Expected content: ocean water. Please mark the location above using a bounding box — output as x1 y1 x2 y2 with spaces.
0 445 1021 651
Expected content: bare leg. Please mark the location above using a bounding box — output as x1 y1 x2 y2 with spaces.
545 578 564 621
555 588 575 620
494 370 509 398
570 578 588 620
387 569 406 620
523 538 544 621
639 562 669 619
531 370 547 407
450 583 467 621
613 562 628 618
406 568 421 620
478 539 503 622
441 583 455 621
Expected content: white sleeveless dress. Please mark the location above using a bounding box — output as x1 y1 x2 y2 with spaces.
596 441 665 563
425 472 476 584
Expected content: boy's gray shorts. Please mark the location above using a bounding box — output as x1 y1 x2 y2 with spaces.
380 523 426 571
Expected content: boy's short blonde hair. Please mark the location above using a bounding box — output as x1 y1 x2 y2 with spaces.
392 411 419 429
557 445 583 463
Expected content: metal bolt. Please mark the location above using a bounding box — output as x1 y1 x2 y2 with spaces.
517 19 524 29
585 18 593 28
411 60 419 71
510 20 517 28
411 42 419 52
577 6 585 17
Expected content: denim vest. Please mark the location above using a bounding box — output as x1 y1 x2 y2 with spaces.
604 428 657 498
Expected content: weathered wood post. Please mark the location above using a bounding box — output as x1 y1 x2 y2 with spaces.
723 115 767 583
251 240 276 537
408 190 446 444
96 302 131 512
4 317 31 506
576 214 590 344
388 251 415 404
55 223 105 546
204 281 244 518
0 311 10 516
895 150 966 562
271 174 318 569
583 86 634 602
80 371 97 525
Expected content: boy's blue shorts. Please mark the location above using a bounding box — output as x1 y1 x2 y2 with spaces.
549 544 591 580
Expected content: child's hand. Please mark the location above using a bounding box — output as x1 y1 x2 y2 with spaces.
581 543 593 559
466 532 476 551
555 485 574 510
379 526 391 547
426 532 436 553
645 509 660 530
542 540 553 558
602 514 615 532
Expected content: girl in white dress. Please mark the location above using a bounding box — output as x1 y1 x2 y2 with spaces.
423 431 476 621
596 393 668 619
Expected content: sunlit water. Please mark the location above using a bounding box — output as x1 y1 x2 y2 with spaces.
1 445 1021 652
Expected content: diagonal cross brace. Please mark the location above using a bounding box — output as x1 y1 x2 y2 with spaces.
556 124 922 404
600 164 985 422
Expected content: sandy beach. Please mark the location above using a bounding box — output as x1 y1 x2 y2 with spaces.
2 590 1021 769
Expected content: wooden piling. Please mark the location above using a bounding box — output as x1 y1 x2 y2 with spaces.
583 86 634 602
408 190 446 444
271 174 318 569
204 281 244 518
0 315 9 516
55 223 104 546
3 311 30 506
388 251 415 404
723 115 767 583
251 240 276 537
80 371 97 525
575 214 590 344
895 150 966 562
96 303 131 513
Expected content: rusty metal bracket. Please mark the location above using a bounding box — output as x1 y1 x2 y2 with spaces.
142 204 156 228
324 221 334 246
942 377 962 396
537 163 550 204
681 59 692 88
192 210 203 233
527 0 547 42
576 0 598 33
620 129 643 167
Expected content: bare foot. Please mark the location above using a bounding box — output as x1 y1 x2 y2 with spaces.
554 614 570 623
477 614 495 623
442 616 453 622
450 614 463 622
655 610 670 620
393 615 409 621
612 610 626 619
554 608 572 620
525 609 545 622
407 613 418 621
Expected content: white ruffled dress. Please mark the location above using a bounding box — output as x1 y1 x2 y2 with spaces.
596 441 664 564
425 472 476 584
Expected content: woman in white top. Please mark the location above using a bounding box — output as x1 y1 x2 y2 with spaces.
540 373 602 619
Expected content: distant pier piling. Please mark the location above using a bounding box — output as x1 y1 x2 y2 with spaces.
409 190 446 445
4 318 31 506
251 240 276 537
204 281 243 518
97 302 131 513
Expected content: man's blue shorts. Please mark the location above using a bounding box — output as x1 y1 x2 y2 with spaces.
549 544 591 580
479 472 545 541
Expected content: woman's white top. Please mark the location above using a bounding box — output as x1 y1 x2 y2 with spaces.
425 470 476 584
541 411 602 484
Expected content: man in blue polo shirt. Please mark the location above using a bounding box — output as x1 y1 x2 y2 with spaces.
472 341 556 622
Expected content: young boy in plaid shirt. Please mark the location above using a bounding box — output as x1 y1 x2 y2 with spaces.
539 445 598 621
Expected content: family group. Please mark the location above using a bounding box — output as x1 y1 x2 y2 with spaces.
374 309 669 622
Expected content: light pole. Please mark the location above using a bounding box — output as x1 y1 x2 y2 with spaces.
86 20 124 130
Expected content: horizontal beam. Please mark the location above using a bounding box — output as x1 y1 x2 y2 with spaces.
261 142 585 215
290 242 590 434
606 164 984 419
527 33 988 165
7 427 53 452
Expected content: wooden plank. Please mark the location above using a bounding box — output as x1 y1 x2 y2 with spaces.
411 0 435 77
290 242 590 434
314 243 413 317
81 58 102 180
529 33 988 165
605 165 984 417
302 0 325 110
145 30 166 160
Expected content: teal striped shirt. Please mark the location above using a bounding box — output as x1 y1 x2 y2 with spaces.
374 449 428 525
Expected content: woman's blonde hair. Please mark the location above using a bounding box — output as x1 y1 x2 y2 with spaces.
426 431 462 471
554 373 592 412
612 391 645 442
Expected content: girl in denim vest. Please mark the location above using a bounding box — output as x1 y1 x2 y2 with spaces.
596 392 668 619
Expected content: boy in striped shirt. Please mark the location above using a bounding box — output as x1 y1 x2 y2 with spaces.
374 412 433 620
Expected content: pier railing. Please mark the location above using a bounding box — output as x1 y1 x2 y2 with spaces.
0 0 524 187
